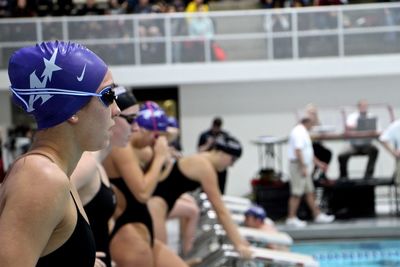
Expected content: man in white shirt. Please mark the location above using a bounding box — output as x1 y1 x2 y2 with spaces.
379 119 400 184
286 116 334 228
338 100 379 179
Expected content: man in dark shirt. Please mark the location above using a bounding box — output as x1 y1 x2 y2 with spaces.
197 117 230 193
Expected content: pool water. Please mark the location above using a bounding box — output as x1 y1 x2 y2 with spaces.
291 239 400 267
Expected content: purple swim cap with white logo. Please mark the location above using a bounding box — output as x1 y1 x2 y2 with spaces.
136 101 168 132
8 41 108 129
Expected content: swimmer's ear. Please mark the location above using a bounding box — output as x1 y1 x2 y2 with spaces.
68 114 79 124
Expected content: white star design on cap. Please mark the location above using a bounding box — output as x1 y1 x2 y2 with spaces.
41 48 62 82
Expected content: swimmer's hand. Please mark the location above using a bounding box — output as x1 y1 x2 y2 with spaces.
236 244 253 259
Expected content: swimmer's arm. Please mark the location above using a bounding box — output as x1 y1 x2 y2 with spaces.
114 146 163 202
199 164 251 257
0 161 68 266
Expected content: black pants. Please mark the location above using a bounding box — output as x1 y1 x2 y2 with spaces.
338 144 378 178
313 142 332 179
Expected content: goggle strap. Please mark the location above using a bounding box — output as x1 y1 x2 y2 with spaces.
10 86 105 97
9 86 113 110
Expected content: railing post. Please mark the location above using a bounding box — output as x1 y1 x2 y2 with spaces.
133 17 141 66
338 7 345 57
292 10 299 59
36 19 43 43
62 17 69 41
205 37 211 63
165 16 172 64
266 12 273 60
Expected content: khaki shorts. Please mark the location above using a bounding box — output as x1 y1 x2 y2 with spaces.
289 162 315 196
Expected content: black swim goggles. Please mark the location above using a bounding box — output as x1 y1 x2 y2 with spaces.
119 113 137 124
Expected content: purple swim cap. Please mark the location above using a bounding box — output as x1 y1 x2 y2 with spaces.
8 41 108 129
245 205 266 220
167 116 179 129
136 101 168 132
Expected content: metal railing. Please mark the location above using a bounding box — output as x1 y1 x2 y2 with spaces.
0 2 399 68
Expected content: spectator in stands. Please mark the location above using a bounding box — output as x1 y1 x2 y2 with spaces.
134 0 151 13
11 0 36 17
188 4 214 39
286 116 334 228
106 0 127 14
197 116 230 193
76 0 105 15
35 0 53 16
134 0 165 64
259 0 274 9
338 99 379 180
0 0 11 17
244 205 288 251
54 0 74 16
379 119 400 184
305 104 332 183
167 2 187 62
185 0 208 13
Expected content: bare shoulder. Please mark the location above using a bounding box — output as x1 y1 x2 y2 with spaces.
71 152 97 189
180 154 214 180
0 155 71 264
182 153 206 165
4 155 70 216
112 145 134 160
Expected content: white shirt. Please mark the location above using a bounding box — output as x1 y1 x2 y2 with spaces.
288 123 313 168
379 119 400 150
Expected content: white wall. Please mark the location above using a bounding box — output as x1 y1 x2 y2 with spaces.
179 75 400 196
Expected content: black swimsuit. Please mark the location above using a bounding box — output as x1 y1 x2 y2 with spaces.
84 181 116 267
37 193 96 267
4 152 95 267
110 177 154 246
153 161 201 213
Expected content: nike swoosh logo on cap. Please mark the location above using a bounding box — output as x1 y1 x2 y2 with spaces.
77 64 87 82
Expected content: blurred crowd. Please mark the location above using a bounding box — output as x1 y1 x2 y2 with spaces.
1 0 395 19
0 0 209 18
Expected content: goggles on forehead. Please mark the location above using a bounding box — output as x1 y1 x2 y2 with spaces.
9 85 117 110
119 113 137 124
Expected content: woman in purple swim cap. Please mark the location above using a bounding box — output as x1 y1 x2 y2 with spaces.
0 41 120 267
103 101 189 267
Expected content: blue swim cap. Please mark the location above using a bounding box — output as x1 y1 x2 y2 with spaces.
8 41 108 130
214 135 242 158
136 101 168 132
167 116 179 129
245 205 266 220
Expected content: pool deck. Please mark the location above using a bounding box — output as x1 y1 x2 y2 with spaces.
277 215 400 241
